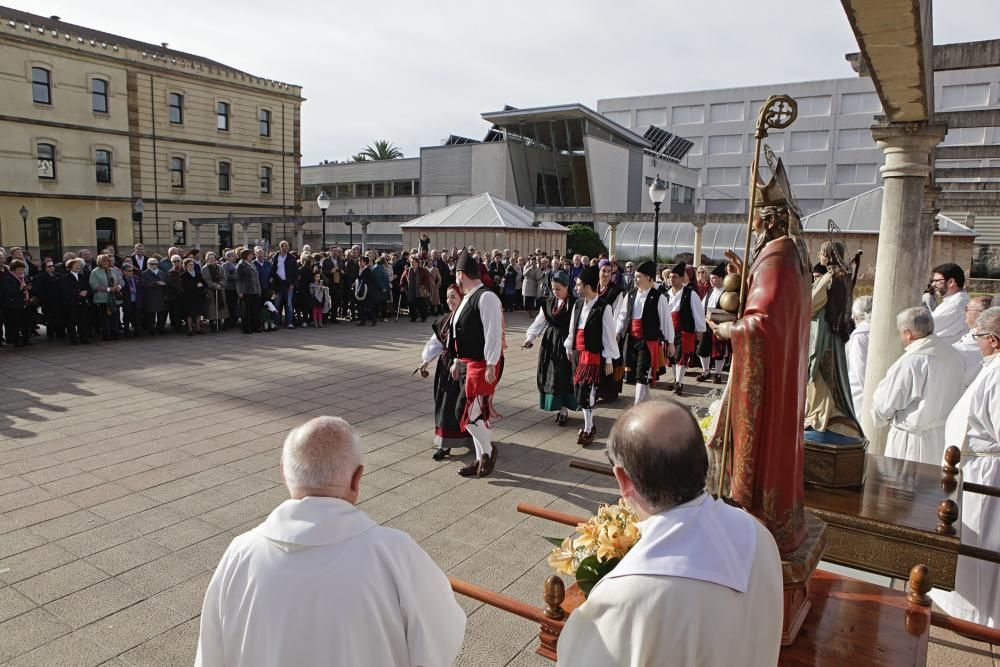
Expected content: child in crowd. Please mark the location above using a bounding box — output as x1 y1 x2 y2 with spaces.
310 270 329 328
262 298 279 331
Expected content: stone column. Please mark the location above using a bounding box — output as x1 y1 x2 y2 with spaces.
916 186 941 282
692 221 706 265
361 221 370 253
240 221 249 249
294 220 305 252
861 122 947 454
608 221 619 257
191 221 202 251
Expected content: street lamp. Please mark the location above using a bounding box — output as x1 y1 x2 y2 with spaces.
345 208 355 249
317 190 331 249
648 174 668 268
19 205 28 253
133 198 145 244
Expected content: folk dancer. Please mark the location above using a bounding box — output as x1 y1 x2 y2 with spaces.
524 271 577 427
697 264 729 384
597 259 626 402
662 262 706 396
451 251 504 478
936 307 1000 628
564 265 620 444
618 261 674 405
417 284 473 461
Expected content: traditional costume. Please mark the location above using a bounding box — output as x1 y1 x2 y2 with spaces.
564 266 619 445
596 262 626 402
935 351 1000 628
617 261 674 405
696 263 729 384
525 271 577 424
451 251 504 477
421 311 472 459
664 261 706 396
195 496 466 667
872 333 965 465
557 494 783 667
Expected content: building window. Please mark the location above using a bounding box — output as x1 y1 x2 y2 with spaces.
682 136 703 156
393 180 414 196
835 163 878 184
707 134 742 155
169 93 183 124
837 129 871 150
706 167 741 186
841 91 880 114
260 165 272 193
335 183 353 198
940 84 990 110
941 127 987 146
671 184 695 204
373 182 389 197
709 102 744 123
603 110 631 128
172 220 186 245
96 218 117 248
636 108 667 128
751 133 784 152
37 142 56 179
170 157 185 187
91 78 109 113
796 96 832 117
95 149 112 183
31 67 51 104
217 101 230 131
355 183 373 197
788 164 827 185
789 130 829 152
259 109 271 137
671 105 704 125
219 161 231 191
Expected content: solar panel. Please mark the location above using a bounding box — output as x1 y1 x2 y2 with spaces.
643 126 694 163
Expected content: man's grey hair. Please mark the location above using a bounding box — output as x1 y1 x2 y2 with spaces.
280 416 362 490
896 306 934 338
852 295 873 324
976 307 1000 337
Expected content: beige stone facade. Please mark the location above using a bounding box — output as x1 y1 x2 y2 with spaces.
0 8 302 260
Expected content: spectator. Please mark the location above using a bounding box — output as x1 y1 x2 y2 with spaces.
222 250 239 329
522 256 542 312
400 256 431 323
236 249 262 334
502 262 517 312
419 232 431 254
34 259 63 340
130 243 147 271
89 253 122 341
271 240 298 329
427 258 442 316
181 257 206 336
202 252 229 333
61 258 91 345
7 246 38 277
373 256 392 321
309 269 329 328
1 259 34 346
120 264 143 337
142 258 169 335
296 254 315 327
166 255 185 332
846 295 872 417
253 246 272 300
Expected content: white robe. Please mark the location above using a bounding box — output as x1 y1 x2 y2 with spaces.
934 353 1000 628
846 321 870 418
196 496 466 667
932 290 970 345
953 331 983 388
873 334 965 465
557 494 782 667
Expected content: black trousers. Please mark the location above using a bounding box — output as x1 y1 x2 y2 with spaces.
122 303 141 333
145 310 167 332
625 336 654 386
225 290 239 324
65 303 90 342
409 296 429 322
3 308 31 345
242 294 261 332
98 305 119 339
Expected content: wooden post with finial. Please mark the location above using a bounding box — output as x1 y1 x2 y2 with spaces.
937 499 959 535
906 564 932 606
943 446 961 477
537 576 567 661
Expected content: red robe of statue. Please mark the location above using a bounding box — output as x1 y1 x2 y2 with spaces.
715 236 810 555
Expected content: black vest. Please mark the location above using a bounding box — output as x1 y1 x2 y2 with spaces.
573 298 607 354
599 283 622 309
542 295 574 333
452 286 489 360
626 288 664 341
676 284 695 332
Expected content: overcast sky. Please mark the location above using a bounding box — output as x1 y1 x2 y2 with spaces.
24 0 1000 163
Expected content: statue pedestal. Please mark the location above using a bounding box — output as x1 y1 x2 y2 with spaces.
804 437 867 488
781 512 827 646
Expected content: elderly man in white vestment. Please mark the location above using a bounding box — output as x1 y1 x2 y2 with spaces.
953 295 994 388
557 401 783 667
873 307 965 465
935 307 1000 628
928 263 971 345
846 295 872 418
195 416 466 667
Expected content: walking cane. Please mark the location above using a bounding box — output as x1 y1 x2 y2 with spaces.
395 293 403 322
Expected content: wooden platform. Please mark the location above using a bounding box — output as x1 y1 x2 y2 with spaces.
804 454 962 589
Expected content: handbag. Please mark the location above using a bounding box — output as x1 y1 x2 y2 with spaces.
353 278 368 301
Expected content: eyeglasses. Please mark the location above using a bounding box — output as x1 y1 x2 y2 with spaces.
965 307 983 314
930 277 947 284
971 332 997 341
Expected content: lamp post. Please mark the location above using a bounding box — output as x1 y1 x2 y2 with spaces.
19 205 28 254
133 198 145 244
648 175 667 268
317 190 331 249
345 208 354 248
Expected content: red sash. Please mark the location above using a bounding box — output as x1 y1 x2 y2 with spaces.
671 312 697 357
631 318 663 383
459 357 502 430
573 329 602 385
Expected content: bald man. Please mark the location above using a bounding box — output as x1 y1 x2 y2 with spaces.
557 401 783 667
196 417 466 667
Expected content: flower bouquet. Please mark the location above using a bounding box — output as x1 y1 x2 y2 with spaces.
544 499 641 596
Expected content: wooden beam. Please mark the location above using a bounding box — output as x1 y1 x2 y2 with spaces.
936 109 1000 129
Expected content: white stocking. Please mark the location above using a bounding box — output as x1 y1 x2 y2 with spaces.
583 408 594 432
699 355 710 371
465 397 493 459
674 365 685 384
714 359 725 374
634 383 649 404
559 406 568 416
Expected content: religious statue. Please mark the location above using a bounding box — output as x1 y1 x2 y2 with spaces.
707 145 811 556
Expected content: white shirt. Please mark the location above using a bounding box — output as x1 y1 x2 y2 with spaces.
667 286 707 332
564 296 620 361
873 334 965 464
451 283 503 365
421 334 445 364
558 495 782 667
616 287 675 341
196 497 465 667
846 321 871 417
704 286 724 311
276 252 288 281
953 331 983 388
932 290 970 345
525 299 565 343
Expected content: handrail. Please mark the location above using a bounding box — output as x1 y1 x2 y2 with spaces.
567 457 614 477
448 576 565 630
516 503 587 527
962 481 1000 498
931 611 1000 644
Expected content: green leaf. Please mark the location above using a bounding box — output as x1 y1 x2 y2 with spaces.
542 536 568 548
575 555 620 597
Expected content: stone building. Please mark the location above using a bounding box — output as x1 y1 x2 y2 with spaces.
0 8 302 259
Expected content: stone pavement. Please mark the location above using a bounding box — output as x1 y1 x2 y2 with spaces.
0 316 993 666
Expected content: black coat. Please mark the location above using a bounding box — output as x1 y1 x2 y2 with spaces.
141 269 168 312
120 275 144 310
270 253 298 289
180 271 205 315
1 271 32 309
60 271 90 308
33 271 61 312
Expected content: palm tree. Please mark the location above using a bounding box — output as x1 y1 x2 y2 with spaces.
359 140 404 161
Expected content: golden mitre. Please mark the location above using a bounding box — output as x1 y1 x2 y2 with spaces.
754 144 801 219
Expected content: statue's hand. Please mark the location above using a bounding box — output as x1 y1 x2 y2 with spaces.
724 250 743 275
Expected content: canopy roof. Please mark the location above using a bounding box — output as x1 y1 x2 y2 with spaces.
481 103 651 149
801 187 977 237
401 193 564 231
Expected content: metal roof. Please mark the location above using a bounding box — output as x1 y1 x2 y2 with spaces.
481 104 652 149
401 193 565 231
801 187 977 237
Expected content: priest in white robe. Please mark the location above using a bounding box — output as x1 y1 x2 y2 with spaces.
953 295 994 388
846 295 872 418
873 306 965 465
195 416 466 667
557 401 783 667
934 307 1000 629
928 262 970 345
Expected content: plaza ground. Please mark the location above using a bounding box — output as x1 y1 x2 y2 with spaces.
0 318 994 666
